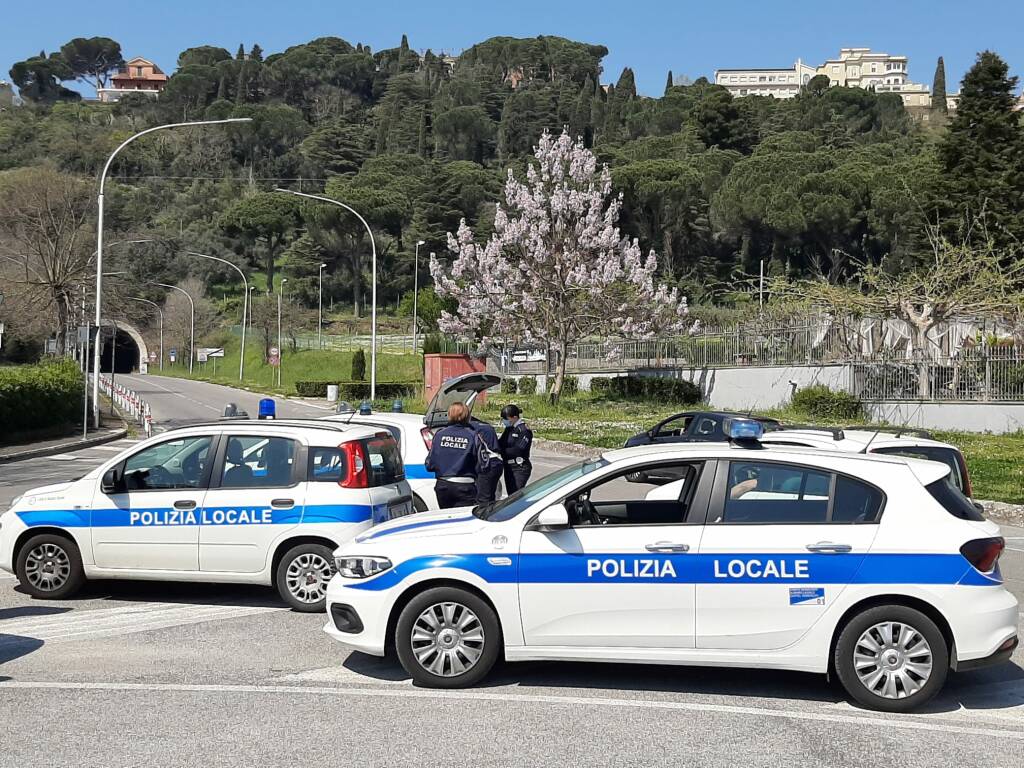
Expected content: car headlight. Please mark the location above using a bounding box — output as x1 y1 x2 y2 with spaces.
334 555 393 579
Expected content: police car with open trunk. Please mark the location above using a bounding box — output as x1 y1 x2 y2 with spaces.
323 418 1018 711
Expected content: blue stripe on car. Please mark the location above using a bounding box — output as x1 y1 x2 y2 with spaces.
358 514 475 541
17 502 374 528
403 464 434 480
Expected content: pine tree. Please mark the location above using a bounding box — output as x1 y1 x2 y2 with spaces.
939 51 1024 246
932 56 948 113
250 44 263 62
665 70 674 95
236 44 245 61
400 34 410 51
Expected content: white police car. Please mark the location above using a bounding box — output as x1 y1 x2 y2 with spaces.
323 419 1018 711
0 418 413 612
326 373 501 511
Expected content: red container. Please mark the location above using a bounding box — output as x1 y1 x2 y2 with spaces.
424 354 488 404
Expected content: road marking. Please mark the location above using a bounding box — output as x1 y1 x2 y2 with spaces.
0 601 282 645
1 680 1022 740
46 454 81 461
137 376 221 414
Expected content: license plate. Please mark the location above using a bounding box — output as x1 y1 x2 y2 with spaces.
387 498 414 519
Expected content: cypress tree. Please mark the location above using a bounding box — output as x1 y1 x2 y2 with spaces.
236 44 245 61
665 69 674 95
931 56 947 113
250 44 263 62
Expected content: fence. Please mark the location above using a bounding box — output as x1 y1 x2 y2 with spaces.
851 347 1024 402
97 375 154 437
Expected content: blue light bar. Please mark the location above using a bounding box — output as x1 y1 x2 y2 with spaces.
258 398 276 420
727 418 764 441
359 400 373 415
391 399 404 413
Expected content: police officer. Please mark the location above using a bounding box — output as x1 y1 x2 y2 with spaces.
498 404 533 494
425 402 478 509
471 417 503 504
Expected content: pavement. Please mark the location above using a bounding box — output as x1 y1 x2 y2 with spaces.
0 375 1022 767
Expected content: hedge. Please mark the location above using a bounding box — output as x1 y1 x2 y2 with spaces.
790 384 862 420
561 375 579 396
500 377 518 395
606 375 702 404
295 381 418 400
590 376 612 394
0 359 83 437
517 376 538 395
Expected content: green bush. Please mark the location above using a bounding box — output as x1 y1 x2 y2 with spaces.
606 375 701 404
517 376 538 395
589 376 612 394
561 375 579 397
351 349 366 381
421 333 444 355
500 377 518 395
0 359 83 438
790 384 862 420
294 380 418 399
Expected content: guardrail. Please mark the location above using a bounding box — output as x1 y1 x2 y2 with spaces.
851 348 1024 402
97 375 154 437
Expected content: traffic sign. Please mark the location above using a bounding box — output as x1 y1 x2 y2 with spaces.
268 346 280 367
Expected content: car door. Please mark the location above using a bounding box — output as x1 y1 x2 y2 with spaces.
90 433 216 571
199 433 304 573
518 460 712 649
696 459 883 650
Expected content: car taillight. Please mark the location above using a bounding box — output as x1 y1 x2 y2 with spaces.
340 441 369 488
420 426 433 450
960 537 1004 573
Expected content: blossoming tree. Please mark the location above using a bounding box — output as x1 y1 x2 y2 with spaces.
431 130 690 402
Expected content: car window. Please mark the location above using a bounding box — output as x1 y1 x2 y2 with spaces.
361 421 402 449
309 447 346 483
477 459 610 522
694 417 719 436
873 446 965 492
719 461 831 524
831 475 884 523
363 435 405 486
123 436 213 490
571 462 703 526
655 415 692 438
221 435 297 488
926 476 985 521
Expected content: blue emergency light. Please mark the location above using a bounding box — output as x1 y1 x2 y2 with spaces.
258 398 277 420
727 418 764 441
358 400 373 415
391 399 404 413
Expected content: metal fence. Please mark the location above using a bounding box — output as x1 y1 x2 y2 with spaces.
851 347 1024 402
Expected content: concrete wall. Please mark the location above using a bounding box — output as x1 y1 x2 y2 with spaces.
864 402 1024 435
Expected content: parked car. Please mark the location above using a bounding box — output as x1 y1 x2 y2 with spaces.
624 411 783 448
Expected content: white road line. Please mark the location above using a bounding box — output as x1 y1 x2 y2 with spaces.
1 680 1022 740
138 377 221 414
45 454 81 461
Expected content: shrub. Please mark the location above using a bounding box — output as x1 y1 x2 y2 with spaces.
517 376 537 395
421 333 444 355
561 375 579 397
351 349 366 381
500 377 518 395
294 381 418 399
590 376 612 394
790 384 862 421
0 359 83 439
606 375 701 404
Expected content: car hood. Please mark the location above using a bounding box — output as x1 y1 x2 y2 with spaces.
352 507 485 544
18 481 76 505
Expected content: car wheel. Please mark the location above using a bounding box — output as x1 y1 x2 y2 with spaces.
15 533 85 599
834 605 948 712
395 586 501 688
412 494 428 513
275 543 334 612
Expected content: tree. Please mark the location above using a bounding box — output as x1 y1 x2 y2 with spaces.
219 193 302 290
431 130 689 402
59 37 125 91
665 70 674 96
931 56 947 113
9 52 78 103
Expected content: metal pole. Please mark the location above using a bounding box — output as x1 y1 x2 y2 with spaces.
277 284 283 388
110 320 117 415
91 118 250 428
182 251 248 381
151 283 194 375
126 297 163 371
318 263 325 350
413 241 425 352
759 259 765 314
274 188 378 399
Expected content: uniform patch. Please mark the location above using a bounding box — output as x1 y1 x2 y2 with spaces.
789 587 825 606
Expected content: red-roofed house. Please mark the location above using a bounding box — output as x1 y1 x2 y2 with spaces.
97 57 168 102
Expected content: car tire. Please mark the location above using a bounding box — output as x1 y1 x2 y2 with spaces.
15 533 85 600
395 586 501 688
834 604 948 712
412 494 428 514
275 543 335 613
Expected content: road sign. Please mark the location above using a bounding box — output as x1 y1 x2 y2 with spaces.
268 346 280 367
197 347 225 362
148 351 157 362
169 347 177 364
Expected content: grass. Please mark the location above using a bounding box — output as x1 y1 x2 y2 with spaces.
150 336 423 396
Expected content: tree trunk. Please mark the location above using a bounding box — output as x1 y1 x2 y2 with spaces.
265 244 276 293
549 337 569 405
350 251 363 318
911 322 931 399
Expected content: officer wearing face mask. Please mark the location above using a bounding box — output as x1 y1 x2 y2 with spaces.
498 404 533 494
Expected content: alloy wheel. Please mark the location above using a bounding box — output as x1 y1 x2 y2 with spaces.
853 620 934 699
410 601 486 677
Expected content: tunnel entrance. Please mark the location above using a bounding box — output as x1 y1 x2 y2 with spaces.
99 327 141 373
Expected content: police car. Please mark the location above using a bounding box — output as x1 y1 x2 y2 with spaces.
0 416 413 612
322 419 1018 711
326 373 501 511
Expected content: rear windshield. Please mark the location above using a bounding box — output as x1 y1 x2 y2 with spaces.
873 446 965 492
925 476 985 521
365 435 405 486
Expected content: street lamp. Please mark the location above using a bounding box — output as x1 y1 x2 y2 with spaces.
277 278 288 388
248 286 256 333
92 117 250 427
412 240 426 353
151 282 194 374
274 188 379 399
318 262 327 350
126 297 163 371
183 250 248 382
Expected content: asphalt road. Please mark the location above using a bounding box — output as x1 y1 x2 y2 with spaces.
1 375 1022 767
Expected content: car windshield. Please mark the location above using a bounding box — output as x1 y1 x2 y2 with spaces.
474 458 610 522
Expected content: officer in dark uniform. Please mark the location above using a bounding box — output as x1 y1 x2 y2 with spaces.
498 404 533 494
471 417 503 504
425 402 478 509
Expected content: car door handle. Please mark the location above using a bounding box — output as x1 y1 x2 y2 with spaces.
806 541 852 554
271 498 295 509
645 541 690 553
174 500 197 510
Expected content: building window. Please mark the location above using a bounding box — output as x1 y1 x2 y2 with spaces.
739 89 747 96
759 76 766 82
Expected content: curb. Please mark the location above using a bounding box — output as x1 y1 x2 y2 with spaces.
534 437 603 459
0 428 129 465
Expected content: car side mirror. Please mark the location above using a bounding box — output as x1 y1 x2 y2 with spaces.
972 501 985 515
101 467 122 494
532 503 570 532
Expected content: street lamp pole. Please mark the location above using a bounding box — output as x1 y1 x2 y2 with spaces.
92 118 250 427
277 278 288 388
412 240 425 353
151 282 194 374
274 188 378 399
126 297 163 371
318 262 326 350
183 250 248 381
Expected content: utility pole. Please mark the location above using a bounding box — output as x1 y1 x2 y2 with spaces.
412 241 426 352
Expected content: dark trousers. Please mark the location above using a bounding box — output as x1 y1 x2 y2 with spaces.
476 466 503 504
435 479 478 509
503 462 532 494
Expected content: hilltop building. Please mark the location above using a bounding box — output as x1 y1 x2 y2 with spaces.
97 57 167 103
0 80 13 109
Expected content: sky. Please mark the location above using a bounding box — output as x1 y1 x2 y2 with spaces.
2 0 1022 97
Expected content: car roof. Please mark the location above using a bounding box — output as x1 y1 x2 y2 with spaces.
601 441 950 485
761 428 956 451
325 411 425 428
162 419 383 444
